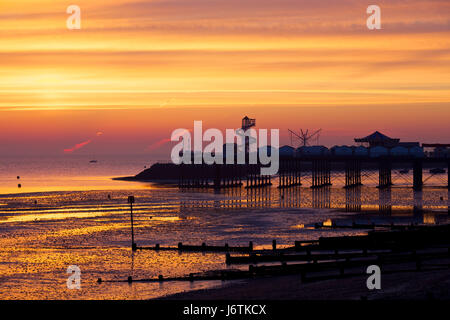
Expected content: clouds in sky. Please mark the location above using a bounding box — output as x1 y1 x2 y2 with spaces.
63 139 92 153
0 0 449 155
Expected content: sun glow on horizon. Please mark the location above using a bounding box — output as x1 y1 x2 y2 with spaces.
0 0 449 155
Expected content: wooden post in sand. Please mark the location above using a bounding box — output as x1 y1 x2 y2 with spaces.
128 196 136 251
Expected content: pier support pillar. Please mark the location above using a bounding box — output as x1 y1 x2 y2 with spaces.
379 188 392 214
378 160 392 189
356 160 362 185
279 159 301 188
448 190 450 216
413 190 423 214
413 160 423 191
325 160 331 186
296 160 301 186
214 164 221 189
345 186 361 212
448 161 450 190
345 161 361 188
179 163 184 188
311 161 318 188
311 160 331 188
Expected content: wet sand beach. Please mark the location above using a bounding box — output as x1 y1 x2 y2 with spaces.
0 156 448 299
163 264 450 300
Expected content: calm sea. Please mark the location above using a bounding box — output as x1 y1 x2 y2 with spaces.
0 154 160 194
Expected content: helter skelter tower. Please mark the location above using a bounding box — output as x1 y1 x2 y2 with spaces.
241 116 256 131
241 116 256 154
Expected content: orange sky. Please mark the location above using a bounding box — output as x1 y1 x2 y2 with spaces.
0 0 449 156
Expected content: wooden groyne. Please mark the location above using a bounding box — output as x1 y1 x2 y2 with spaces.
99 247 448 284
247 249 449 281
135 241 254 253
313 221 419 230
99 225 449 284
131 223 448 254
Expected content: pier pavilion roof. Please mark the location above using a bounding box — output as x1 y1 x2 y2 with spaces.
354 131 400 147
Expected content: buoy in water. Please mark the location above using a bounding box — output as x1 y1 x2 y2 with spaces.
17 176 20 179
18 184 21 188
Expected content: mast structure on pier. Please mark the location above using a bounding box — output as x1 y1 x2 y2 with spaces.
289 129 322 148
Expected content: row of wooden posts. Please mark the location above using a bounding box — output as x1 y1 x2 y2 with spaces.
99 247 448 284
112 221 449 283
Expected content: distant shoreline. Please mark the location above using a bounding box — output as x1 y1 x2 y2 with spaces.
112 176 179 184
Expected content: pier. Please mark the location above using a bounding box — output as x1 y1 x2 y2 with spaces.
177 156 450 190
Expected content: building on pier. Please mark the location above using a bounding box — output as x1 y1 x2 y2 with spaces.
355 131 423 157
296 145 330 157
390 146 409 156
355 131 400 148
353 146 369 156
369 146 389 157
330 146 353 156
423 144 450 158
407 146 425 158
279 145 295 157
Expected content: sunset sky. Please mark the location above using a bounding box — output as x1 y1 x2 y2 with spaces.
0 0 449 156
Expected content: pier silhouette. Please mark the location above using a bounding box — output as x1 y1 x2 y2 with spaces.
177 156 449 190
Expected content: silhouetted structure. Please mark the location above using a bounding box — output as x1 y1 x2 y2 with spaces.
355 131 400 148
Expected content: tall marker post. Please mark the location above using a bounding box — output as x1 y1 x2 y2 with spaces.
128 196 136 251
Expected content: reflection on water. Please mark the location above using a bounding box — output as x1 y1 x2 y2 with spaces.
312 187 331 209
280 187 301 208
345 187 361 212
414 191 423 214
379 189 392 214
178 185 448 214
0 185 448 299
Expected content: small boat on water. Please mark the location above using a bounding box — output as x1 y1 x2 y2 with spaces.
89 160 98 163
430 168 445 174
399 169 409 174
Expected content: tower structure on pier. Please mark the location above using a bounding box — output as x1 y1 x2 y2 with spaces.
241 116 256 154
